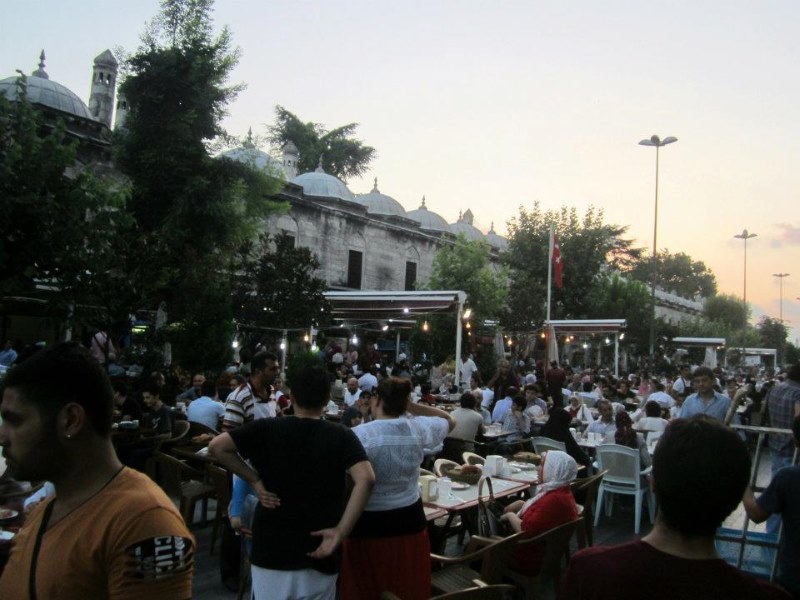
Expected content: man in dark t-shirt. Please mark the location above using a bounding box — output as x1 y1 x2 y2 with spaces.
561 415 790 600
209 366 374 600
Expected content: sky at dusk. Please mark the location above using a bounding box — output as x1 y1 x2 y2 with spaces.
2 1 798 339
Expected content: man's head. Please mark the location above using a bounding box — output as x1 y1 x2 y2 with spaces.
692 366 715 395
251 351 280 387
346 377 358 394
652 415 750 537
459 391 476 410
597 400 613 423
498 359 510 375
289 365 330 410
470 373 481 390
645 400 661 418
680 365 690 376
112 380 128 407
0 342 114 480
524 384 537 402
142 382 162 409
191 373 205 393
200 380 217 399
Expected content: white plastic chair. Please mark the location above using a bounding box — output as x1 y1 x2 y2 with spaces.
531 437 566 454
594 444 655 535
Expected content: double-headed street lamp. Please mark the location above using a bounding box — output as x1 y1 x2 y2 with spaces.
734 229 757 310
639 134 678 365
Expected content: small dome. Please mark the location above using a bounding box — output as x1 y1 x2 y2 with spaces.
0 75 94 122
486 222 509 251
450 209 485 242
290 160 355 202
358 178 406 217
407 196 450 232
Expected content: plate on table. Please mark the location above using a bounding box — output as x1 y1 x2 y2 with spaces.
509 462 536 471
0 530 15 541
0 508 19 522
450 481 470 490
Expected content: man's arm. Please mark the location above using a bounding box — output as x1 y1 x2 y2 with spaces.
407 400 456 431
307 460 375 558
742 486 771 524
207 433 279 509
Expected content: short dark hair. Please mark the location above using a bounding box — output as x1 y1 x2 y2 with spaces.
251 351 278 373
460 391 476 409
143 382 162 398
511 395 526 410
377 377 412 417
289 365 329 409
200 380 217 398
4 342 113 436
645 400 661 417
653 415 750 536
524 383 537 392
692 366 714 381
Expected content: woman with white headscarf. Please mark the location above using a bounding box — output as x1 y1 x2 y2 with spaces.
500 450 579 573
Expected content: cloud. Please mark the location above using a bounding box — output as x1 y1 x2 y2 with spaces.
769 223 800 248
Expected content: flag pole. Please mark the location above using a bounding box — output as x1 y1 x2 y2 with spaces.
546 223 553 324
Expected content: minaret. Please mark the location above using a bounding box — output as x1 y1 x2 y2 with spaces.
88 49 118 129
114 91 129 131
282 140 298 179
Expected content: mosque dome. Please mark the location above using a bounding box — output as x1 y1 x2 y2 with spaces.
358 178 406 217
0 51 94 121
486 222 509 251
221 128 284 176
406 196 450 232
291 162 355 202
450 209 485 242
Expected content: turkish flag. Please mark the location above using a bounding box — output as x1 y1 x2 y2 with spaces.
552 233 564 289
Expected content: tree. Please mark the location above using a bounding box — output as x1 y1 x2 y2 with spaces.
268 105 376 180
0 79 137 336
757 316 789 365
232 232 331 334
703 294 750 329
628 250 717 299
115 0 284 369
504 202 641 331
592 273 651 354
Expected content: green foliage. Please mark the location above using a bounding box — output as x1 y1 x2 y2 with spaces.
592 273 651 354
504 202 641 330
268 106 376 180
756 316 789 365
628 250 717 299
703 294 749 329
678 316 759 349
0 79 137 332
232 232 331 330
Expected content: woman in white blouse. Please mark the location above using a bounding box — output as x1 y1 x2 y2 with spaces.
340 377 455 600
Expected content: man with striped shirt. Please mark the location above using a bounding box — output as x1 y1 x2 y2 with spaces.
223 352 280 431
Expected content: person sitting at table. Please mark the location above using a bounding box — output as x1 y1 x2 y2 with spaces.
469 388 492 425
540 406 592 474
187 379 225 431
112 379 142 422
142 382 174 436
567 393 595 424
340 376 455 600
647 381 676 413
448 392 485 451
560 415 791 600
524 383 549 419
615 379 638 410
501 450 579 573
343 377 362 407
419 382 438 406
604 411 651 468
634 400 669 437
209 365 375 600
491 386 517 423
585 399 616 439
342 391 371 428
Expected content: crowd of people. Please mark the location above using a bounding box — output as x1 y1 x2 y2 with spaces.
0 338 798 599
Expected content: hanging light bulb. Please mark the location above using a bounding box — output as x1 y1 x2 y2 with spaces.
422 320 429 332
303 334 309 343
351 335 359 345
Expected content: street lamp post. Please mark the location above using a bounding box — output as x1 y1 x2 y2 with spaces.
773 273 790 323
639 134 678 366
734 229 757 311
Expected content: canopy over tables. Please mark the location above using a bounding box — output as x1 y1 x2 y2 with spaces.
547 319 627 377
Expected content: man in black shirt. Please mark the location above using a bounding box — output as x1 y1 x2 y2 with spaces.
209 366 374 600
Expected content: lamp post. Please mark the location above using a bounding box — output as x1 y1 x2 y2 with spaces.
639 134 678 366
773 273 790 323
734 229 757 311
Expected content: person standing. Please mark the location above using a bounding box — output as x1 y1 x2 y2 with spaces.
546 360 567 407
209 365 374 600
766 364 800 475
0 342 193 599
222 351 280 431
681 366 732 422
459 352 478 390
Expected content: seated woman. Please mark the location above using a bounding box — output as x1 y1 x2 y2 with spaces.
604 411 651 468
501 451 579 573
566 394 594 424
539 407 592 475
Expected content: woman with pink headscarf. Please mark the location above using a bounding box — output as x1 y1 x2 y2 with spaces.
501 451 579 573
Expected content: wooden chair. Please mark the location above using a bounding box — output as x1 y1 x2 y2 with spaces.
381 582 516 599
207 464 232 555
187 420 219 437
503 518 580 600
161 419 191 451
153 451 215 525
463 452 485 466
430 532 522 595
569 469 607 547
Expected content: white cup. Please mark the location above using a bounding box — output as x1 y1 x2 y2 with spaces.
439 477 452 497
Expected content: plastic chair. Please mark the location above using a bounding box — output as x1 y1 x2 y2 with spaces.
463 452 485 466
593 444 654 535
531 437 566 454
503 518 580 600
430 532 522 595
434 458 460 477
381 582 516 599
569 470 607 547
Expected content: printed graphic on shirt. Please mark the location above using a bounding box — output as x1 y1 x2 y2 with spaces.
124 535 194 582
